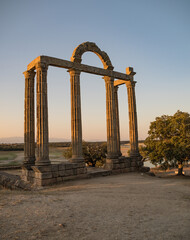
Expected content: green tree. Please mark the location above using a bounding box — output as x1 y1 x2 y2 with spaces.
141 111 190 175
63 141 107 167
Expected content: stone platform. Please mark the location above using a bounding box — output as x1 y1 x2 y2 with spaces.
21 156 146 187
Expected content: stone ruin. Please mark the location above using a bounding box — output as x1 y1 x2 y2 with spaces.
22 42 144 186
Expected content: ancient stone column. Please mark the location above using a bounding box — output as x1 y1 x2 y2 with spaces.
69 69 84 162
23 70 36 167
114 86 122 156
104 76 118 160
35 62 50 166
126 80 140 157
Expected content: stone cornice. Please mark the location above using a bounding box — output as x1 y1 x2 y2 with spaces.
27 55 133 81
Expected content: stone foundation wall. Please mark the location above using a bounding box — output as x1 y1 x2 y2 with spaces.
22 162 87 186
105 156 143 173
22 156 145 187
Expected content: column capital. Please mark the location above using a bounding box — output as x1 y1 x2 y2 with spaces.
23 70 36 79
125 80 136 88
68 68 81 76
103 76 114 83
35 62 48 71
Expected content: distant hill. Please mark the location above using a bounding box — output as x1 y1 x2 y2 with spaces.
0 137 24 143
0 137 70 144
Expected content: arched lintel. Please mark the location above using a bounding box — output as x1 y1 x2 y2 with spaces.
71 41 114 70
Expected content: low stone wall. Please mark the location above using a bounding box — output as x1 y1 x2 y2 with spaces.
22 156 146 187
22 162 87 186
105 156 143 173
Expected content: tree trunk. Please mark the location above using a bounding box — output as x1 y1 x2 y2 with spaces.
177 162 183 175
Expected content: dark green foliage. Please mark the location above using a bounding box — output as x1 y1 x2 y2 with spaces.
83 142 107 167
0 144 24 151
62 147 72 159
141 111 190 173
63 142 107 167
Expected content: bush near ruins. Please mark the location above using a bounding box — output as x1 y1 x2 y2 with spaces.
141 110 190 175
63 142 107 167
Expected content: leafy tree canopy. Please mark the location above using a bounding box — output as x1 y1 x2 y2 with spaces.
141 111 190 171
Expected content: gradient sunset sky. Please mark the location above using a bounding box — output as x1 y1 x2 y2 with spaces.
0 0 190 142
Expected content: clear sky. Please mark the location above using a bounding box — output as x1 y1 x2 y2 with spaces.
0 0 190 142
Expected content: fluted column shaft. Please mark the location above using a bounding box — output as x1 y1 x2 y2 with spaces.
23 70 36 167
104 76 118 159
126 80 139 157
69 69 84 162
35 62 50 166
114 86 122 156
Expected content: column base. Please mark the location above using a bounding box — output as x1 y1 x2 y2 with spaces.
105 158 119 170
35 159 51 166
23 157 35 169
69 156 84 163
130 151 141 158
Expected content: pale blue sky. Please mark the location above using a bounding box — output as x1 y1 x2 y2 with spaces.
0 0 190 141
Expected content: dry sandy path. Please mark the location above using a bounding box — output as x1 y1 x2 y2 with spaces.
0 173 190 240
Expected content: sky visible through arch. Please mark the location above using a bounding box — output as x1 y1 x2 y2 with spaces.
0 0 190 142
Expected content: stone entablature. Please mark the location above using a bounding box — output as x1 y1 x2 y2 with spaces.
27 55 132 81
23 41 143 186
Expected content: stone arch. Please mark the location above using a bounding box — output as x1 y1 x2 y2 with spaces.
71 41 114 70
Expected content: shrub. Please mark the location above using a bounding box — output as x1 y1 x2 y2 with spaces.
63 142 107 167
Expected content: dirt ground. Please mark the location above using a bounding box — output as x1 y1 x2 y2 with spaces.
0 173 190 240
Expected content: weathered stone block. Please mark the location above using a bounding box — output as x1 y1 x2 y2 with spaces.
65 163 73 170
21 176 28 182
65 169 73 176
123 168 130 173
106 159 119 164
59 170 66 177
73 169 77 175
35 178 56 186
51 164 59 172
72 163 78 169
58 164 66 171
32 165 52 173
120 163 125 169
104 163 113 170
118 157 125 163
22 169 27 176
56 177 63 182
131 161 137 167
52 171 59 178
130 167 137 172
77 168 85 174
124 160 131 168
78 162 86 168
113 164 120 170
112 169 122 174
28 170 35 178
35 172 53 179
62 175 76 181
